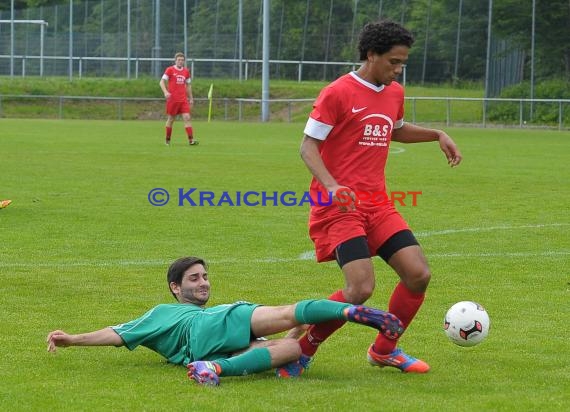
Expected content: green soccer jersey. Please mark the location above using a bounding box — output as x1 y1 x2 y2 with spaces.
111 303 201 366
110 302 259 366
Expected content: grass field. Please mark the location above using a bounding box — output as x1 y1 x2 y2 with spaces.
1 77 485 124
1 119 569 411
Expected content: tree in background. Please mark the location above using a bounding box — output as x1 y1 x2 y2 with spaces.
1 0 568 84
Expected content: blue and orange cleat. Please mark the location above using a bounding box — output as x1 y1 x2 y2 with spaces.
187 361 220 386
367 346 430 373
346 305 405 340
275 354 312 378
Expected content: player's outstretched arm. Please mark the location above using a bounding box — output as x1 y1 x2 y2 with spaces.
437 131 462 167
47 327 123 353
392 123 462 167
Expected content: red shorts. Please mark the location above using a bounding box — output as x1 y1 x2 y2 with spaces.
309 204 410 262
166 100 190 116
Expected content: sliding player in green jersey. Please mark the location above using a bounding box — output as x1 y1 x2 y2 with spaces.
47 256 405 386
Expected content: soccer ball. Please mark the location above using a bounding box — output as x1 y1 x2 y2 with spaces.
444 301 490 347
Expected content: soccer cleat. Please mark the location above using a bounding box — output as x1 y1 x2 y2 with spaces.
0 200 12 209
187 361 220 386
346 305 405 340
165 139 171 146
367 346 430 373
275 354 312 378
189 140 199 146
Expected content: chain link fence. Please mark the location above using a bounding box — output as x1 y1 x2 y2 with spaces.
2 0 563 98
1 94 568 130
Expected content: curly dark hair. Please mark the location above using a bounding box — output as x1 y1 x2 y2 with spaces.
358 20 415 60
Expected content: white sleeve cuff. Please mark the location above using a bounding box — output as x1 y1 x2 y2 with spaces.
303 117 333 141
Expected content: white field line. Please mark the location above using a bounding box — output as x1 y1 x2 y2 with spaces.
413 222 570 237
1 223 567 268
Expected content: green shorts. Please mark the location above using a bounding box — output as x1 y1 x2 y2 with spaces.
189 302 260 361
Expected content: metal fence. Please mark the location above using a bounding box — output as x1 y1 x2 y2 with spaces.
1 94 568 129
0 54 363 82
2 0 563 98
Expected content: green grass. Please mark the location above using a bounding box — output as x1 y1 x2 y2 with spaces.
0 119 569 411
0 76 484 123
1 76 483 99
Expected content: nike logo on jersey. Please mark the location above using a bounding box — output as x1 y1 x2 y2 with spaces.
352 106 367 113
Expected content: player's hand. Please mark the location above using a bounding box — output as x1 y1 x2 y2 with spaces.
189 98 194 106
164 92 171 99
331 185 358 212
47 330 73 352
438 132 462 167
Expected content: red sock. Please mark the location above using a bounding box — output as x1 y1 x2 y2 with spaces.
298 290 347 356
185 127 193 140
372 282 425 355
165 127 172 140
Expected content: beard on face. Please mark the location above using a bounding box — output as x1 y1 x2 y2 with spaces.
181 286 210 306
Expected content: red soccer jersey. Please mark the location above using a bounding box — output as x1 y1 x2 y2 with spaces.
162 65 191 102
304 72 405 210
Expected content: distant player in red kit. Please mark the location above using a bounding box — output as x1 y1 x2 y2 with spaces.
159 52 198 146
276 20 462 377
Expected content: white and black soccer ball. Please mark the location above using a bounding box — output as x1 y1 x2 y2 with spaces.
444 301 490 347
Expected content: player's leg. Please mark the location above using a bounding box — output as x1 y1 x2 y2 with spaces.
181 112 197 145
188 338 300 385
278 214 379 377
277 253 395 379
284 323 308 339
251 300 402 339
295 236 375 358
249 305 297 336
225 338 301 370
367 229 431 373
283 253 374 340
250 302 349 338
224 300 402 380
164 113 175 145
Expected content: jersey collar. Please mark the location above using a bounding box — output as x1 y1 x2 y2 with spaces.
349 71 385 92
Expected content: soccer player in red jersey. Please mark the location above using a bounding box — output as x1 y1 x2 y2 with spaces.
276 20 462 377
159 52 198 146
